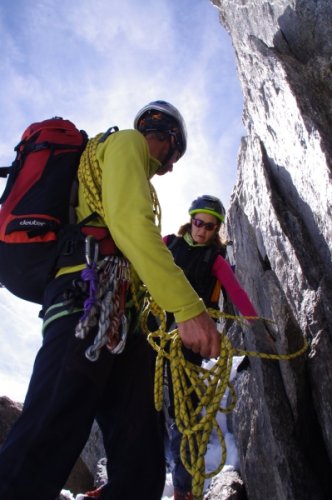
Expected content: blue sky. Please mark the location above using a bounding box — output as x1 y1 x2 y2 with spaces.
0 0 244 400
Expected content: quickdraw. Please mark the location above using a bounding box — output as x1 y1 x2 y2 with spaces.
75 236 131 361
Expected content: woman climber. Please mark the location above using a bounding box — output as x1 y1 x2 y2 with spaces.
161 194 258 500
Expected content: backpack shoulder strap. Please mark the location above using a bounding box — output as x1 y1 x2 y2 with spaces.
98 126 119 143
166 234 180 251
0 166 11 178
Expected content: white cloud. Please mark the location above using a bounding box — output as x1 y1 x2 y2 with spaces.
0 289 41 401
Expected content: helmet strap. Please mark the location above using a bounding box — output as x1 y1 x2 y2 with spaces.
158 134 178 171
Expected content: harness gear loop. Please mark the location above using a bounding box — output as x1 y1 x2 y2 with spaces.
140 297 309 500
75 254 131 361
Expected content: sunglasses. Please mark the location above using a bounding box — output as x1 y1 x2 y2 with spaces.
192 218 218 231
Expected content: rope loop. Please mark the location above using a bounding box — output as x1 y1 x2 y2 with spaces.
140 297 308 499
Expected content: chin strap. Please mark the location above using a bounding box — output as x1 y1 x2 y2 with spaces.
157 134 178 171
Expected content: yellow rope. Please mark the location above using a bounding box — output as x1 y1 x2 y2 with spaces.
77 134 105 219
140 298 309 500
207 308 309 361
77 133 162 229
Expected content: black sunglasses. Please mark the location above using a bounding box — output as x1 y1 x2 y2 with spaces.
191 218 218 231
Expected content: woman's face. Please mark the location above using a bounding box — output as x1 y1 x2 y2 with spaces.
190 212 219 244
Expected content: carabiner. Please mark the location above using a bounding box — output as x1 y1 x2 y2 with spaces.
85 235 99 267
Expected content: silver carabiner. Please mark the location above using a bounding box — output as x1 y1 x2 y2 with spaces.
85 235 99 267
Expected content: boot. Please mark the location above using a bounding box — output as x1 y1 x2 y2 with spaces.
76 485 104 499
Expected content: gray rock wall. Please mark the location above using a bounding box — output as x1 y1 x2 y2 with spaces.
210 0 332 498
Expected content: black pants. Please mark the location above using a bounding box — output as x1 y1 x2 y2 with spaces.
0 274 165 500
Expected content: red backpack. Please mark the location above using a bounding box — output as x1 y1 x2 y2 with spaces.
0 117 88 303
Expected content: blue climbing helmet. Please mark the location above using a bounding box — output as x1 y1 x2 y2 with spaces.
189 195 225 223
133 100 187 157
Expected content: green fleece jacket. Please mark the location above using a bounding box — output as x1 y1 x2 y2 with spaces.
74 128 205 323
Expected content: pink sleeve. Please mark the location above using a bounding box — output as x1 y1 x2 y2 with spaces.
212 255 258 318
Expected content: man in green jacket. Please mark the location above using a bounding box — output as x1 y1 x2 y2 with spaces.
0 101 220 500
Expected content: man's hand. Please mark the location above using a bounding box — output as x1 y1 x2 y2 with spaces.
177 311 221 358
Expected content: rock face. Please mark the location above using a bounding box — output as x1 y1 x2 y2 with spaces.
205 469 247 499
210 0 332 499
0 397 22 447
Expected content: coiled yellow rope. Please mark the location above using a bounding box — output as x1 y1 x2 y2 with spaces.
140 298 308 500
77 133 105 218
77 133 162 228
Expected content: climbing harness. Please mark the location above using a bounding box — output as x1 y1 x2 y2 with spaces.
75 235 131 361
140 297 309 500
